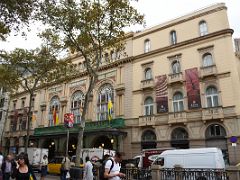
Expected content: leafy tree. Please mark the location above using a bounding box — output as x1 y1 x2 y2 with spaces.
38 0 144 165
0 0 37 40
0 32 75 152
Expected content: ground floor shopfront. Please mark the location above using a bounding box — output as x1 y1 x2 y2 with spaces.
3 114 240 165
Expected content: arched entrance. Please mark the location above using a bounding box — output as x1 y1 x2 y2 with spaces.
68 137 78 156
93 136 113 150
205 124 228 164
141 130 157 149
43 139 55 159
171 127 189 149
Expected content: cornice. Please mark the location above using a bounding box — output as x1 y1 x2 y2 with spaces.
133 6 227 40
133 29 233 61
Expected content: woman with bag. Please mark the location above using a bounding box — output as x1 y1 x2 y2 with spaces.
60 156 70 180
12 153 36 180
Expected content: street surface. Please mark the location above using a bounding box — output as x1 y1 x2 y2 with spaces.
35 173 60 180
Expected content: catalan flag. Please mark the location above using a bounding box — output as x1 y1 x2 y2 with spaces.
108 98 113 121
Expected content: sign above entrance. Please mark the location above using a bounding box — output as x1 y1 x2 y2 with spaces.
64 113 74 128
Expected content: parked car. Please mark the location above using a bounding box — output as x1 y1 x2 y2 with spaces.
48 156 64 174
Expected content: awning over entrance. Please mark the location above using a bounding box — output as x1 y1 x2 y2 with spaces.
33 118 125 137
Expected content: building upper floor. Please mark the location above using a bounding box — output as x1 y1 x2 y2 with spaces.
4 3 240 131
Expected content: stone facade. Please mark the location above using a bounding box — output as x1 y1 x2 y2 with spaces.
2 3 240 165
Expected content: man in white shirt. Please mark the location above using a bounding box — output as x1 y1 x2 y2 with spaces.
104 152 125 180
0 152 3 168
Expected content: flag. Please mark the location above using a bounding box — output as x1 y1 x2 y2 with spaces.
108 99 113 121
53 107 58 125
32 114 36 121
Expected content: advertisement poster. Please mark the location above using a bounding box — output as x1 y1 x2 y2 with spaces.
155 75 168 113
185 68 201 109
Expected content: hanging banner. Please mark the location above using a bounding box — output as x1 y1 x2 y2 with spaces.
64 113 74 128
185 68 201 109
156 75 168 113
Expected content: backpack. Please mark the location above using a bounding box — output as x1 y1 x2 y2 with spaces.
99 159 114 180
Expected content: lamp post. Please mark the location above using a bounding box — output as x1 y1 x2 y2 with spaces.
0 108 8 152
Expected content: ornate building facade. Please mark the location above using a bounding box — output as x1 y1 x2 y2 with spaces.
3 3 240 164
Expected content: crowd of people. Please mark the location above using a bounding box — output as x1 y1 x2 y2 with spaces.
0 151 125 180
0 151 47 180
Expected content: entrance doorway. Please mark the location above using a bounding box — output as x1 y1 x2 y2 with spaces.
68 137 78 156
93 136 113 150
43 139 55 159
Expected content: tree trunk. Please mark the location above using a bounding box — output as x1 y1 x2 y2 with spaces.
75 75 97 166
24 92 33 153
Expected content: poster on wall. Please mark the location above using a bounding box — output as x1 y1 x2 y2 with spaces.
185 68 202 109
156 75 168 113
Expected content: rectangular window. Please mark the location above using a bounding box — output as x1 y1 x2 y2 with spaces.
207 97 212 107
213 96 219 107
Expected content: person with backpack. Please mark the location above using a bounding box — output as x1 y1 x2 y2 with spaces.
104 152 125 180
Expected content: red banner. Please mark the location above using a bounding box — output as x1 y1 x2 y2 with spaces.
185 68 201 109
156 75 168 113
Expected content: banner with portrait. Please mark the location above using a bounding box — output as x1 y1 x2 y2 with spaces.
156 75 168 113
185 68 201 109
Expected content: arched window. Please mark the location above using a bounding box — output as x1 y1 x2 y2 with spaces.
171 127 188 140
142 130 156 141
144 97 153 116
97 84 114 121
205 124 226 138
203 53 213 67
141 130 157 149
199 20 208 36
173 92 184 112
170 30 177 45
144 39 151 53
172 61 181 74
145 68 152 80
49 96 60 126
206 86 219 107
71 91 85 123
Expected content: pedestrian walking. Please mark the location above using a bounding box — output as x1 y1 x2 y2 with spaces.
83 156 93 180
40 155 48 180
104 152 125 180
60 156 70 180
1 154 16 180
11 152 37 180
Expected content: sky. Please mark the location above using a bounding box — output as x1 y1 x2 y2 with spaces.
1 0 239 51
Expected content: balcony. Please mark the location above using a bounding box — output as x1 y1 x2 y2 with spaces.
168 72 184 84
168 111 187 124
202 107 224 121
34 118 125 136
200 65 217 78
141 79 154 90
139 115 155 126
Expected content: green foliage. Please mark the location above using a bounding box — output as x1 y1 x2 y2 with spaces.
0 0 37 40
38 0 144 71
37 0 144 165
0 41 76 94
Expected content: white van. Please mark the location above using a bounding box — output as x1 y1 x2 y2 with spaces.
152 147 225 169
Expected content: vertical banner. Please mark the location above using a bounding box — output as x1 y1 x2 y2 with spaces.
185 68 201 109
156 75 168 113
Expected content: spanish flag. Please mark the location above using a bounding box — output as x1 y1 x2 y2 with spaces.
53 107 59 125
108 99 113 121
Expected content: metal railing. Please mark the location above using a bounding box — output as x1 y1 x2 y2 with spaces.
120 168 152 180
159 168 228 180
